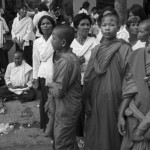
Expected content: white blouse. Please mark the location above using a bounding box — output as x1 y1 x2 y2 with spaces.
33 36 53 79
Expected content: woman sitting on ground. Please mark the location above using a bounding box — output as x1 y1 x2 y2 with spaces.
0 50 36 104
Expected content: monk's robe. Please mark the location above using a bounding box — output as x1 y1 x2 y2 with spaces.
83 39 132 150
47 52 82 150
121 48 150 150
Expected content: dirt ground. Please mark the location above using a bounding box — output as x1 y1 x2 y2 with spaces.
0 95 53 150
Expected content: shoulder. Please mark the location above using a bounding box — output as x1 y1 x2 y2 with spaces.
7 62 15 69
34 37 43 45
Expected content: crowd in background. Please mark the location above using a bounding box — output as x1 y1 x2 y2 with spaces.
0 1 150 150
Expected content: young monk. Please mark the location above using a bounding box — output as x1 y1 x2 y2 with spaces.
118 19 150 150
0 50 35 104
45 25 82 150
83 13 132 150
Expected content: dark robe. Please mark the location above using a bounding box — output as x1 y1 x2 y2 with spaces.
47 52 82 150
83 39 132 150
121 48 150 150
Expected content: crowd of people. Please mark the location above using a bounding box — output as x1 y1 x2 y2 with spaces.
0 1 150 150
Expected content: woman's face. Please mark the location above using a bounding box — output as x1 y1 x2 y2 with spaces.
128 22 139 36
40 18 53 35
77 19 91 37
19 7 27 18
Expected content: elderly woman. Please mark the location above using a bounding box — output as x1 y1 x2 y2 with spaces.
32 15 55 131
71 13 99 147
0 50 35 112
71 13 99 84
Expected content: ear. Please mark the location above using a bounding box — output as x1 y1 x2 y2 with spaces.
148 35 150 44
62 39 67 47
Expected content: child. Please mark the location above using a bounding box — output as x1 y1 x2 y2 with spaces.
83 13 132 150
118 19 150 150
45 25 82 150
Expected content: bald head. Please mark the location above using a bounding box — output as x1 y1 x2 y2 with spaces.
139 19 150 31
138 19 150 43
53 25 75 46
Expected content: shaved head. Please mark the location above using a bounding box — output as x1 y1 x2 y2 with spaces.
53 25 75 45
139 19 150 31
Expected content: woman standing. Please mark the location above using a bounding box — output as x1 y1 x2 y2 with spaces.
11 4 35 66
32 15 55 131
71 13 99 148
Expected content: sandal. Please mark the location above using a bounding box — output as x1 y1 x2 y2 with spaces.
0 106 6 114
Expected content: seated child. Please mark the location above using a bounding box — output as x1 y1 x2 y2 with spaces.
45 25 82 150
0 50 36 104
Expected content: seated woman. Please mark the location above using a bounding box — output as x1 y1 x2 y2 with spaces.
0 50 36 104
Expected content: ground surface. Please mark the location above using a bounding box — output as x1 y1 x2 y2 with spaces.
0 96 53 150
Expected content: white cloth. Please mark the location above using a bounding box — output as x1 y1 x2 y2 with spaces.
117 25 129 42
11 16 35 49
71 37 99 83
33 36 54 86
0 16 9 48
78 8 89 15
33 11 49 37
132 40 146 51
91 13 99 19
96 28 103 42
4 61 33 95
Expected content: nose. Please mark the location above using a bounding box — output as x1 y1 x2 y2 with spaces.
105 25 109 30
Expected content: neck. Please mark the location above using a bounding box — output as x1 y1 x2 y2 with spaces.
19 16 25 20
102 37 116 43
129 34 138 46
76 34 87 45
43 34 51 41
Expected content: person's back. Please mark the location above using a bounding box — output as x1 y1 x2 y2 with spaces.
46 25 82 149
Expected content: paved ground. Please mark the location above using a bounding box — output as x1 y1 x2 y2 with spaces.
0 92 53 150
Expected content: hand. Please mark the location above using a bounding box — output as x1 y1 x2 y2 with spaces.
32 79 39 89
7 83 14 89
79 56 85 65
118 116 126 136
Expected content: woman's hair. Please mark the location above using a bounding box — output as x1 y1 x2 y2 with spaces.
126 16 141 28
38 15 56 35
82 2 90 9
17 4 28 11
91 7 97 12
73 13 92 29
38 2 49 12
128 4 147 21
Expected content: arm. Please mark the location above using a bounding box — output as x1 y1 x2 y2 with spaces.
118 63 137 136
26 70 33 88
32 41 40 80
49 60 71 98
11 18 17 41
23 19 34 42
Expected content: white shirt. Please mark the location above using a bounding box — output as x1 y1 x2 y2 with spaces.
33 11 49 37
11 16 35 48
33 36 53 79
78 9 89 15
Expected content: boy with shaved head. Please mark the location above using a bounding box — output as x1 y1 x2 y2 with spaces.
83 13 132 150
118 19 150 150
45 25 82 150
